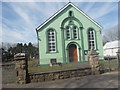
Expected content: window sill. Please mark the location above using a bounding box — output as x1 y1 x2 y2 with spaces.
65 39 80 40
46 51 59 54
88 49 98 51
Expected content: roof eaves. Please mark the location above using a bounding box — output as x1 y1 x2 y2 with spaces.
36 2 103 31
70 3 103 29
36 2 72 31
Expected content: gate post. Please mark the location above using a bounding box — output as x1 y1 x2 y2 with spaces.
117 49 120 71
14 53 28 84
88 49 100 75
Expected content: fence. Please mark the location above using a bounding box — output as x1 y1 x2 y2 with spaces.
99 56 118 73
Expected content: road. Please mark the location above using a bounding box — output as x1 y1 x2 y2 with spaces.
3 71 118 88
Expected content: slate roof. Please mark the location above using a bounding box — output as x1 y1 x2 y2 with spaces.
103 40 120 49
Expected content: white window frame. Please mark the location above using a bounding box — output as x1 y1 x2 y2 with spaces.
47 29 56 52
88 28 96 50
73 26 78 40
66 26 71 40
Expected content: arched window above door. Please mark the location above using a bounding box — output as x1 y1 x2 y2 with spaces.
73 26 78 40
66 26 71 40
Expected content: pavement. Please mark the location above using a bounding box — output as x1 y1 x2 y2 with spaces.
2 71 119 88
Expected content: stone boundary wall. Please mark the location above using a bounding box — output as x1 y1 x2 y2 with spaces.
29 67 91 83
2 63 16 84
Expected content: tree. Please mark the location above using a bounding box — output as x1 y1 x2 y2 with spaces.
23 43 28 53
16 43 23 53
103 25 119 42
1 48 13 62
2 42 39 62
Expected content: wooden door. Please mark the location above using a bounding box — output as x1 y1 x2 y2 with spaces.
68 44 78 62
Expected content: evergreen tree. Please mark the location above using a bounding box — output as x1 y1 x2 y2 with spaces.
23 43 28 53
16 43 23 53
2 42 39 62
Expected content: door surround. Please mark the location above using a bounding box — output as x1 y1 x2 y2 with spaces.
67 42 80 62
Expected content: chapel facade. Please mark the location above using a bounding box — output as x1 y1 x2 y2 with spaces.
36 2 104 65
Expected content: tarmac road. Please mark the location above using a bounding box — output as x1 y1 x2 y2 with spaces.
3 71 118 88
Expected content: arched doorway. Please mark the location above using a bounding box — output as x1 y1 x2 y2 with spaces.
68 44 78 62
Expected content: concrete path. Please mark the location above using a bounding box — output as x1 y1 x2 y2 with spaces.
3 71 118 88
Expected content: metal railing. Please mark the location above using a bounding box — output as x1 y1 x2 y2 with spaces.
99 56 118 73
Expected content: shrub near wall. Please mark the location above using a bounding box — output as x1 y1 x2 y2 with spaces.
29 67 91 83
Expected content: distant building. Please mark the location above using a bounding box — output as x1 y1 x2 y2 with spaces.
36 2 104 65
103 40 120 57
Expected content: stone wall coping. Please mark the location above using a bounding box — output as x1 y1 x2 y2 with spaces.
14 57 27 61
29 67 91 75
2 63 15 66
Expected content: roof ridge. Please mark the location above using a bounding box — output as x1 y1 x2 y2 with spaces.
36 2 103 31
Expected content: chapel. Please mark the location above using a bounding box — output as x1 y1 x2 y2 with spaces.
36 2 104 65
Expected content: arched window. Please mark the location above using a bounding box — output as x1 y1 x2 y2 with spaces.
47 29 56 52
88 28 96 50
73 26 78 39
69 11 73 17
66 26 71 40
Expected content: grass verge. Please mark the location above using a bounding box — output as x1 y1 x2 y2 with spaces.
28 59 118 73
28 60 76 73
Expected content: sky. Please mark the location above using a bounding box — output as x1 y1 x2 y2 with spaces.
1 0 118 44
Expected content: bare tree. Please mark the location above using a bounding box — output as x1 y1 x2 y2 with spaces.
102 25 119 42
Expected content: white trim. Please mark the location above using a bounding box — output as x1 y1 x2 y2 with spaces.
36 2 103 31
73 26 78 40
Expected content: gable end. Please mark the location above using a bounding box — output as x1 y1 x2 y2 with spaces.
36 2 103 31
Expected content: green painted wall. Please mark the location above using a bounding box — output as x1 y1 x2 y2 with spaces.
36 4 104 65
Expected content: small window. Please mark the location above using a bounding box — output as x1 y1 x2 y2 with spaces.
50 58 57 64
69 11 73 17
